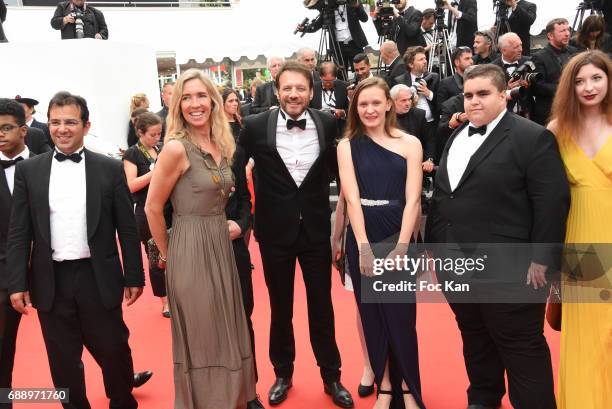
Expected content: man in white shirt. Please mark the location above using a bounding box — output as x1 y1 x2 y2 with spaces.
8 92 145 409
427 64 569 409
0 99 32 409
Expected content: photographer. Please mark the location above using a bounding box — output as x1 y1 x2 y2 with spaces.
311 61 349 131
473 30 498 64
51 0 108 40
507 0 537 55
1 2 7 42
373 0 423 56
443 0 478 48
492 32 535 118
299 0 369 74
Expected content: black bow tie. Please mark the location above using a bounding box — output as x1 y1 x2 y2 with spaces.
0 156 24 169
468 125 487 136
504 63 519 69
286 118 307 130
55 151 83 163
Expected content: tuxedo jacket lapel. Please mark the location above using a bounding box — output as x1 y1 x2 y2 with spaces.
84 149 101 240
36 153 53 245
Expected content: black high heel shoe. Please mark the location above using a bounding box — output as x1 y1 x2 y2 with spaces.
357 383 375 397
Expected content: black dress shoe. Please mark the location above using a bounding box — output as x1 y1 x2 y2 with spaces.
133 370 153 388
357 383 375 397
268 377 292 405
247 395 265 409
324 381 354 408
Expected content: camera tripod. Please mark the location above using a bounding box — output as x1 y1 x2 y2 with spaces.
572 1 602 34
493 2 512 43
428 9 455 79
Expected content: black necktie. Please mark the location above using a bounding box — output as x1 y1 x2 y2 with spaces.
468 125 487 136
0 156 24 169
55 151 83 163
286 118 307 130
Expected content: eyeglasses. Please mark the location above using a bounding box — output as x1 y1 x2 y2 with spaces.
48 119 82 128
0 124 21 134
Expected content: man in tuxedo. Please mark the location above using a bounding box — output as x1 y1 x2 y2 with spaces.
507 0 537 56
380 41 406 88
427 64 569 409
374 0 422 56
532 18 579 125
7 92 145 409
14 96 53 148
311 62 349 128
438 46 473 106
239 61 352 408
156 82 173 142
0 99 35 409
473 30 497 65
251 56 285 114
444 0 478 48
297 47 321 83
492 32 534 118
394 46 440 166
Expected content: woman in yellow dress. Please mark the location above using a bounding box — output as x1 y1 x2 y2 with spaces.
548 50 612 409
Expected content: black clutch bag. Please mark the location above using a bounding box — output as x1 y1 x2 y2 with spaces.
147 228 172 267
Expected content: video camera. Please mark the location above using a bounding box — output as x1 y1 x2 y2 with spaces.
510 61 541 84
376 0 401 37
493 0 510 18
409 72 434 97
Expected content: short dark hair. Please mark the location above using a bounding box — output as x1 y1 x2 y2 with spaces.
452 46 473 63
422 8 435 19
353 53 369 65
135 111 162 134
47 91 90 124
319 61 338 77
546 18 569 34
463 64 507 92
403 46 426 66
275 61 314 90
0 98 26 126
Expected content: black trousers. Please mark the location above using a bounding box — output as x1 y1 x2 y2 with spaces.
37 259 137 409
135 206 166 297
0 289 21 409
232 238 257 382
449 302 556 409
259 225 341 384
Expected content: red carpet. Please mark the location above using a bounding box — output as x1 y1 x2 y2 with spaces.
12 241 560 408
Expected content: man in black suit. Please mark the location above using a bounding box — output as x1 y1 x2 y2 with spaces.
7 92 144 409
0 2 8 42
380 41 406 88
427 64 569 409
300 0 369 76
51 0 108 40
311 62 349 134
239 61 352 408
14 96 53 148
438 46 473 106
444 0 478 48
437 91 466 145
0 99 35 409
473 30 498 65
297 47 321 83
373 0 422 56
492 32 535 119
394 46 440 165
390 84 428 152
507 0 537 55
532 18 579 125
156 82 173 142
251 56 284 114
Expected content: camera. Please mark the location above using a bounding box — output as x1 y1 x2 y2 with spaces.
510 61 541 84
493 0 509 17
70 9 85 39
376 0 400 36
409 73 434 96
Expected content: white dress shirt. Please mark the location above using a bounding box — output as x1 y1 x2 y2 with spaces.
276 109 320 187
334 5 352 43
446 109 507 191
411 73 435 122
26 118 34 127
1 146 29 195
49 147 91 261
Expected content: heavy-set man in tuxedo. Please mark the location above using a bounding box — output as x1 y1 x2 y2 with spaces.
437 46 473 106
444 0 478 49
531 18 578 125
7 92 144 409
507 0 537 55
492 32 535 119
239 61 353 409
251 56 284 114
427 64 569 409
0 99 35 409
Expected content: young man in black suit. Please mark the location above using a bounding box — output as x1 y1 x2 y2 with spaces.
0 99 35 409
7 92 145 409
437 46 473 106
531 18 579 125
507 0 537 55
239 61 352 408
444 0 478 48
427 64 569 409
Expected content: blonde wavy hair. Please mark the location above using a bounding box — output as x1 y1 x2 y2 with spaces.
129 93 149 114
165 69 235 162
